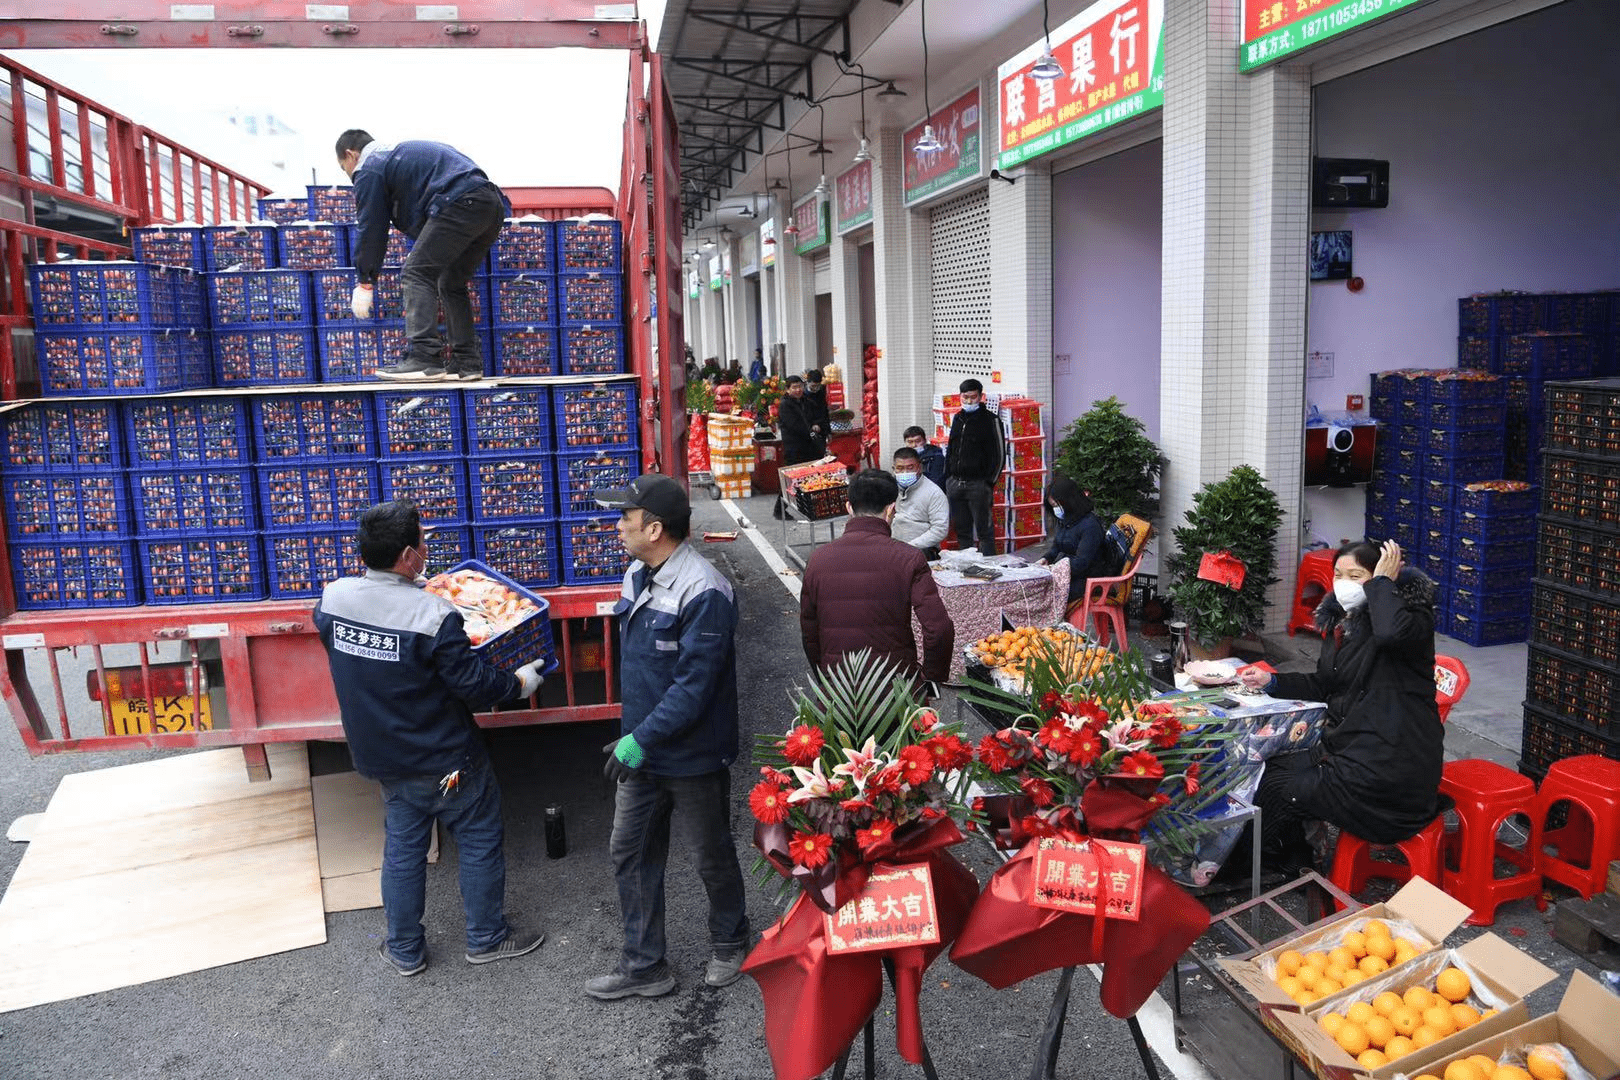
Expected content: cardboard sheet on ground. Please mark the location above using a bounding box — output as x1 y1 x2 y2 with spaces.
311 770 437 913
0 743 326 1013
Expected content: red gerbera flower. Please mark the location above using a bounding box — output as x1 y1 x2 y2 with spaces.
855 818 896 854
896 745 934 787
1075 700 1110 724
1150 793 1171 808
912 708 940 733
976 732 1013 773
866 763 904 796
922 733 973 771
781 724 825 766
1037 717 1078 756
788 830 834 868
840 796 872 813
1040 691 1063 712
1019 776 1057 807
1183 761 1202 796
1150 716 1184 749
1068 725 1103 768
749 782 791 824
1135 700 1175 720
1118 751 1165 779
759 766 794 787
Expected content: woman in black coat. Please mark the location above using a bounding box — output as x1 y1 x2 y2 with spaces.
1240 539 1443 867
1035 475 1123 603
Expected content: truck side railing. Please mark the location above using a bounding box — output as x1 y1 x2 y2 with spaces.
0 218 131 400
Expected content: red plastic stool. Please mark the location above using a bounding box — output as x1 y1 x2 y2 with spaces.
1327 815 1446 909
1440 759 1541 926
1287 550 1336 635
1534 755 1620 906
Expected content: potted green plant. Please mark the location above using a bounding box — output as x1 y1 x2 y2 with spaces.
1164 464 1283 655
685 379 715 415
1053 397 1165 523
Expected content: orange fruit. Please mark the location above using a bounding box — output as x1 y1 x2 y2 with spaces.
1366 934 1397 962
1414 1076 1442 1080
1364 1015 1396 1050
1385 1035 1416 1060
1296 967 1319 990
1341 969 1368 988
1423 1005 1458 1036
1526 1048 1566 1080
1347 1002 1376 1025
1328 946 1357 971
1444 1063 1487 1080
1389 1005 1420 1037
1277 975 1302 997
1493 1068 1533 1080
1335 1023 1370 1057
1319 1012 1347 1037
1325 963 1351 984
1304 950 1329 971
1450 1003 1481 1029
1316 977 1343 996
1359 955 1390 976
1436 967 1472 1003
1373 991 1404 1017
1292 989 1319 1006
1412 1025 1443 1049
1404 985 1436 1011
1359 1049 1390 1069
1395 942 1419 966
1470 1057 1501 1074
1342 930 1370 958
1275 948 1305 977
1362 918 1391 938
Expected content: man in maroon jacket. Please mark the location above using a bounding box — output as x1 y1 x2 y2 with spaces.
799 469 955 686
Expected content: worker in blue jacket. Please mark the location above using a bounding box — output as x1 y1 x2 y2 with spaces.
314 499 547 977
337 130 506 382
587 474 750 1001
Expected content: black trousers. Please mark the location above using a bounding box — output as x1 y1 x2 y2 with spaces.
401 184 505 368
947 477 997 555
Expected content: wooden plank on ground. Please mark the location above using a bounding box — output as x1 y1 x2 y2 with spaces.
0 744 325 1013
310 770 438 913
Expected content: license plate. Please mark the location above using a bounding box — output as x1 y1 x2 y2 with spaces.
105 694 213 736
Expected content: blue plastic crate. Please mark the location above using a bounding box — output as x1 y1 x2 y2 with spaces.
557 220 622 273
1459 293 1542 336
375 390 465 458
1424 452 1505 487
138 534 264 604
1456 482 1538 516
2 402 123 472
1391 425 1425 450
471 520 560 590
1452 506 1535 543
1393 397 1426 425
1426 426 1503 457
1426 401 1501 429
256 198 308 225
553 381 638 451
465 387 553 454
213 326 317 387
1447 610 1529 647
378 456 470 525
251 393 375 461
203 223 279 272
1366 487 1395 517
208 269 312 328
123 396 251 467
1450 584 1531 622
1364 510 1389 542
29 262 198 329
559 513 631 585
347 226 412 267
1420 551 1451 588
1457 336 1495 371
1505 377 1532 411
424 522 472 571
469 454 556 521
317 323 407 383
1422 500 1451 534
3 472 130 539
561 326 626 375
132 225 206 271
311 267 405 324
1416 525 1447 558
36 328 209 396
434 559 558 674
1544 292 1611 334
262 529 357 600
1496 333 1598 380
554 449 637 517
1453 534 1536 572
1423 477 1458 509
307 185 356 224
489 273 557 326
1386 472 1424 503
9 539 139 609
1426 373 1506 406
256 461 379 530
491 326 559 376
277 222 349 270
1390 516 1419 551
1371 370 1428 408
490 219 554 273
558 273 623 327
130 467 257 535
1369 395 1396 422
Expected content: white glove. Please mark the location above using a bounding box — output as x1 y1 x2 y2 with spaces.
515 661 545 698
351 283 374 319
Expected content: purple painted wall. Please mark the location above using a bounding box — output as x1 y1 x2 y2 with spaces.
1050 138 1164 445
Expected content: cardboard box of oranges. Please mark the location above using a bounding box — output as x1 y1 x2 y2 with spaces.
1275 932 1556 1080
1391 971 1620 1080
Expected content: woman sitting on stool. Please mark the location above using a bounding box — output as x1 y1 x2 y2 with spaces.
1034 475 1123 604
1239 539 1443 873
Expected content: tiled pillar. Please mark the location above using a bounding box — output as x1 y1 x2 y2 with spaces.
777 212 813 377
871 127 934 455
722 235 748 369
988 159 1055 416
829 231 866 417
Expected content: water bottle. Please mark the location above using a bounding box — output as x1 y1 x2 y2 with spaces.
544 804 567 859
1169 620 1191 675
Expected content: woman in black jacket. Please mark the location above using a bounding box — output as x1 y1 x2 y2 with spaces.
1240 539 1443 868
1035 476 1123 603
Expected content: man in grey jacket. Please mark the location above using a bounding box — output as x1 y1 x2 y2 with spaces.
890 446 949 556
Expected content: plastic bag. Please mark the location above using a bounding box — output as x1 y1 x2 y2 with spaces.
1258 913 1434 982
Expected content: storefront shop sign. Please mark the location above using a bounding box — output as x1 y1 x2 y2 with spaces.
709 255 723 291
1240 0 1434 71
902 87 983 207
688 270 700 299
835 159 873 234
996 0 1164 170
760 218 777 268
793 193 831 256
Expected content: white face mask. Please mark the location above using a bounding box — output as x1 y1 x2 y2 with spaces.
960 401 980 413
1333 579 1367 610
895 471 920 488
1051 505 1065 520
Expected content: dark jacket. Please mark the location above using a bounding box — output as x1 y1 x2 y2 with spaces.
614 542 740 777
916 444 947 487
777 393 822 463
800 516 955 683
1044 511 1123 586
804 387 831 435
1271 570 1443 843
351 140 501 282
314 570 519 782
945 408 1004 484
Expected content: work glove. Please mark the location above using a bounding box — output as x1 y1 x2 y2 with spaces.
602 735 645 784
515 660 546 698
351 282 374 319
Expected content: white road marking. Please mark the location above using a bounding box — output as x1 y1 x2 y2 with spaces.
720 499 801 600
1085 965 1213 1080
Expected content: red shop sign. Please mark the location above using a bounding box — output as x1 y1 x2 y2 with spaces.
1030 837 1145 921
824 862 942 954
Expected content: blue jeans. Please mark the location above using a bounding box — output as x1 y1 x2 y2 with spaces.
610 769 749 976
379 753 508 965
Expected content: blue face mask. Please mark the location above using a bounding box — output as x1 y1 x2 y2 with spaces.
960 402 980 413
1051 505 1065 520
896 471 920 488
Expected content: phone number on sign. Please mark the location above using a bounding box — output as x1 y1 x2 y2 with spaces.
1299 0 1418 40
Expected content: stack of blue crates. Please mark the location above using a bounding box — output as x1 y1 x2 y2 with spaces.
488 218 625 377
374 389 473 563
554 382 639 586
489 219 560 376
466 387 561 588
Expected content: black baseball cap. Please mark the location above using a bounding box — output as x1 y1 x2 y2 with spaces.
594 474 690 519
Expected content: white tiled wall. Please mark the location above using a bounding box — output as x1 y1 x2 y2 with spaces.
829 233 867 405
872 126 936 454
988 158 1054 416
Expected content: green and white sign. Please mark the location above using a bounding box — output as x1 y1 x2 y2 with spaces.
709 256 723 291
1240 0 1435 71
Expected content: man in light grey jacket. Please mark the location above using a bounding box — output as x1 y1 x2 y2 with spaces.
890 447 950 557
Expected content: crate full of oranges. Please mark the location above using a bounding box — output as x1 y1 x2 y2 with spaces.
967 624 1113 690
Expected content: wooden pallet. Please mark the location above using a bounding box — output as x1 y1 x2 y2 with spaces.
1553 892 1620 958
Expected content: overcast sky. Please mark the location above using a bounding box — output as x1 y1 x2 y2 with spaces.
11 3 667 203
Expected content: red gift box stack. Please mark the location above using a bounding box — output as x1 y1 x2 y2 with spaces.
860 345 880 466
998 397 1048 551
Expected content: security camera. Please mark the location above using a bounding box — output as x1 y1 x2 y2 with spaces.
1326 424 1355 454
1323 424 1357 486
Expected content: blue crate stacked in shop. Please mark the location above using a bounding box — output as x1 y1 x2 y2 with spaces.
132 224 206 272
310 267 407 382
489 219 560 376
308 185 356 225
1367 369 1431 564
555 381 638 585
465 386 562 588
207 268 318 387
557 219 626 377
256 197 310 225
1 401 140 608
203 223 279 272
375 388 472 535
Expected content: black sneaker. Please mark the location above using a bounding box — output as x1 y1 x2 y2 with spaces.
378 940 426 977
375 356 447 381
465 927 545 965
447 363 486 382
584 967 677 1000
704 944 749 988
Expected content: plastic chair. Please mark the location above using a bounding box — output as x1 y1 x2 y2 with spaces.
1287 549 1336 635
1533 754 1620 906
1434 655 1470 722
1327 814 1448 909
1066 553 1145 651
1440 758 1541 926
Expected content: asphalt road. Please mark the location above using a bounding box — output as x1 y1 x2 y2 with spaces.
0 496 1201 1080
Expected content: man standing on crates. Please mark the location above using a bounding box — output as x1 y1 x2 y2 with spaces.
337 130 507 382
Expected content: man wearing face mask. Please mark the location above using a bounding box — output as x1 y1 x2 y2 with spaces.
890 446 950 558
944 378 1005 555
314 499 546 976
799 469 954 688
